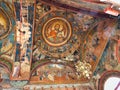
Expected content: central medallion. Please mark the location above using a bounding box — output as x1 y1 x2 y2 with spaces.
42 17 72 47
35 11 81 58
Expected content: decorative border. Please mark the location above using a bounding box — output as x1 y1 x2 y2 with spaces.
42 17 72 47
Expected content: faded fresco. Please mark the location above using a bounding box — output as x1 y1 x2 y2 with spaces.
0 0 119 90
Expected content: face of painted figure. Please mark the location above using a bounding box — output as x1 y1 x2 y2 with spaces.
54 24 60 30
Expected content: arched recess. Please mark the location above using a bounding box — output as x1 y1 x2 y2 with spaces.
0 62 12 89
30 59 75 76
0 58 13 74
0 63 11 83
30 60 77 84
98 71 120 90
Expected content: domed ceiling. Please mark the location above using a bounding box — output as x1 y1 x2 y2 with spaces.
0 0 119 89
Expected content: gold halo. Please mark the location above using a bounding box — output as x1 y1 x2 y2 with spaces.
0 8 11 40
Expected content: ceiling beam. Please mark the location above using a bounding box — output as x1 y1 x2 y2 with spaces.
39 0 117 19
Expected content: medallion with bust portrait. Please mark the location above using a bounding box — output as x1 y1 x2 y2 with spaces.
42 17 72 47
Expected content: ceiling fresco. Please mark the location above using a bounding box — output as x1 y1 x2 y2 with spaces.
0 2 15 56
35 10 80 58
0 0 119 89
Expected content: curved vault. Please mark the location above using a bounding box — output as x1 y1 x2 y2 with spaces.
0 0 119 87
32 1 116 83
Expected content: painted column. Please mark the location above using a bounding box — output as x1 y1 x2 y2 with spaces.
12 0 34 80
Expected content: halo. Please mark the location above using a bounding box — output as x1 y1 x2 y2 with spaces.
0 8 11 39
52 21 63 31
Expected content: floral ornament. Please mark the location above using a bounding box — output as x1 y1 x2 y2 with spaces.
75 61 92 79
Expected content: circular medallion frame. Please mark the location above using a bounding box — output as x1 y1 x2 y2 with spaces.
42 17 72 47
